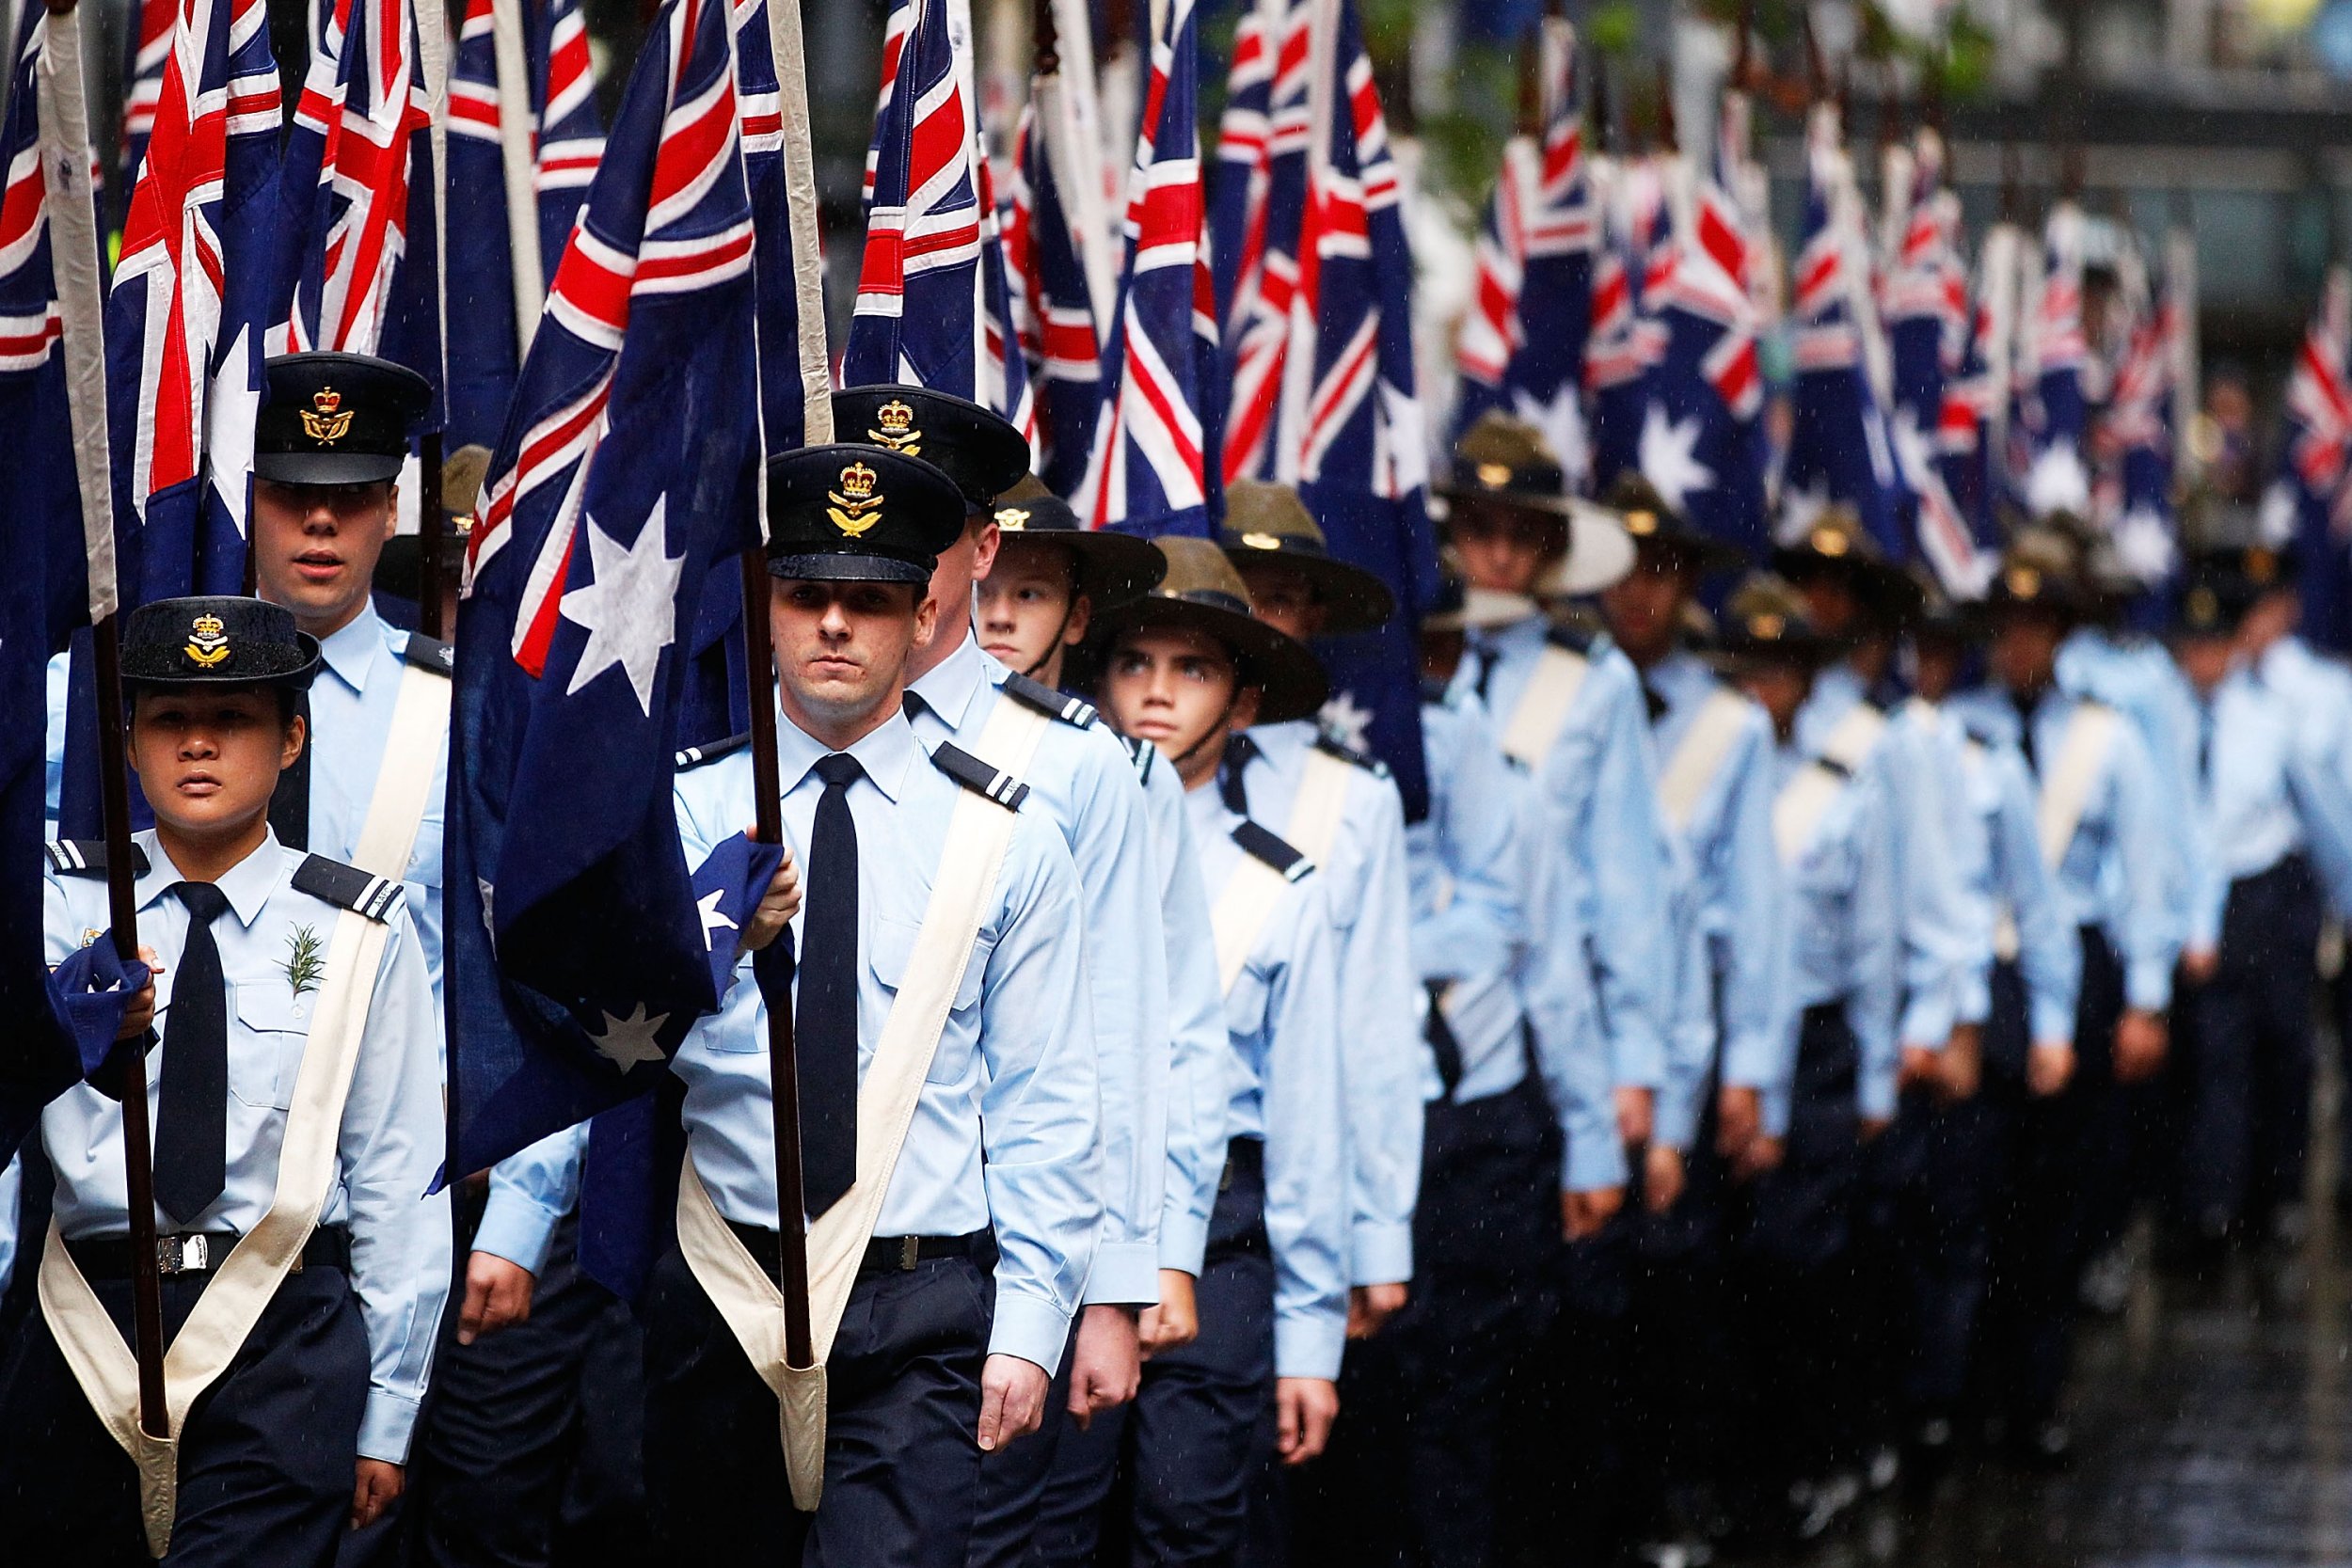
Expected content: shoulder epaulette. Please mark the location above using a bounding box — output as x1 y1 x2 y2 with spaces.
930 741 1029 811
1116 731 1158 784
1311 731 1389 779
1546 623 1595 656
402 633 454 676
1002 671 1096 728
1811 754 1854 782
675 733 751 770
1232 820 1312 881
44 840 151 878
291 854 405 922
1420 674 1455 707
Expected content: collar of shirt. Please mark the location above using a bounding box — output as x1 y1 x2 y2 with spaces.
1182 778 1238 845
906 632 994 735
133 828 287 930
773 705 920 804
315 603 391 696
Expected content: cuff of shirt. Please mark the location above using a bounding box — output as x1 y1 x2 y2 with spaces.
1760 1084 1794 1140
1274 1313 1348 1382
2126 957 2173 1013
1857 1067 1899 1122
1899 990 1955 1050
986 1289 1074 1375
1082 1241 1163 1307
1609 1025 1667 1091
359 1387 423 1465
1158 1210 1211 1279
1349 1221 1413 1289
1562 1125 1629 1193
1656 1080 1702 1152
470 1189 566 1278
1955 968 1993 1028
2029 994 2075 1047
1721 1031 1786 1097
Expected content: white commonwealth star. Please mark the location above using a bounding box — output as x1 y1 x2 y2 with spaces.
1637 403 1714 515
206 325 261 528
1319 689 1374 752
561 495 685 717
697 887 738 952
588 1003 670 1069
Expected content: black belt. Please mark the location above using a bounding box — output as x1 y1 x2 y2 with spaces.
67 1227 352 1281
724 1222 991 1276
1219 1136 1265 1192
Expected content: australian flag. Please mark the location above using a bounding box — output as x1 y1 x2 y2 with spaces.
1214 0 1311 485
2276 269 2352 652
1584 157 1667 492
119 0 176 201
2100 259 2182 599
1781 105 1906 558
1074 0 1215 535
444 0 607 451
2018 201 2092 519
1883 132 1989 596
448 0 768 1179
1004 88 1100 494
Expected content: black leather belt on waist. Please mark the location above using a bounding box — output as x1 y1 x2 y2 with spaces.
67 1227 352 1281
1219 1136 1265 1192
724 1222 990 1276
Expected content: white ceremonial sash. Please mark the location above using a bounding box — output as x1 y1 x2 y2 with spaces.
39 683 441 1559
2036 703 2121 872
1212 852 1301 998
1500 644 1588 770
676 705 1027 1513
1657 690 1751 835
1276 747 1353 870
1772 707 1885 870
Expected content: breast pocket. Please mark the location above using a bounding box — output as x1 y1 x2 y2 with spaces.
229 980 314 1110
866 916 993 1085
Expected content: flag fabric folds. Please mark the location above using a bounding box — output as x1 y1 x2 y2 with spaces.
1883 131 1988 596
1004 89 1100 493
2279 269 2352 652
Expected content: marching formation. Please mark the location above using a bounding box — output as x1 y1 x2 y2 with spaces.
8 0 2352 1564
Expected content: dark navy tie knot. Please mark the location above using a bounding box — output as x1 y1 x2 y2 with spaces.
815 752 865 790
173 881 230 925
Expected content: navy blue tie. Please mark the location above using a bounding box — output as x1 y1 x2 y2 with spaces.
155 882 231 1224
800 753 864 1217
1218 733 1258 816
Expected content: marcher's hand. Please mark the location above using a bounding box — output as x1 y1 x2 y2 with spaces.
350 1460 403 1530
1276 1377 1340 1465
1562 1185 1623 1241
1733 1133 1785 1180
1898 1043 1938 1093
739 838 803 955
1715 1085 1762 1162
1615 1085 1655 1148
2113 1008 2169 1084
2027 1039 2076 1098
977 1354 1051 1451
1937 1024 1983 1104
119 947 161 1040
1066 1305 1141 1429
1347 1282 1407 1339
1138 1269 1198 1358
2182 945 2219 986
1859 1114 1893 1143
456 1251 535 1345
1643 1143 1685 1213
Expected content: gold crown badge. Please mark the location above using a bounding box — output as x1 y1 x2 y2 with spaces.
869 399 922 453
828 462 885 536
184 611 231 668
2006 564 2042 600
301 386 355 445
994 506 1030 531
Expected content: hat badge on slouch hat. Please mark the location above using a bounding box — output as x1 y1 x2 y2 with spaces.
828 462 885 536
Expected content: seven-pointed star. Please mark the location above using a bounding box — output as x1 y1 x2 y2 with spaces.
588 1003 670 1069
1319 690 1374 752
561 495 684 716
698 887 739 952
1638 403 1714 514
206 325 261 527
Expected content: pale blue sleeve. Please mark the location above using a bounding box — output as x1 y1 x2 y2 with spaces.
1144 757 1228 1277
1518 812 1627 1193
2288 738 2352 922
976 827 1104 1373
475 1126 587 1277
1715 717 1792 1103
1262 882 1351 1381
339 903 457 1465
1415 705 1522 981
1891 720 1979 1051
1658 869 1713 1152
0 1153 19 1298
1332 781 1422 1287
1568 664 1676 1093
1849 767 1905 1121
2106 725 2177 1013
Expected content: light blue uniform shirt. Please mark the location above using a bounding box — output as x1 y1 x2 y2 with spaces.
2183 666 2352 950
1770 735 1904 1119
2058 628 2200 952
1645 653 1789 1145
473 1126 586 1276
1128 738 1231 1279
1798 665 1984 1051
1227 720 1421 1288
671 708 1102 1373
1183 786 1349 1381
1942 712 2081 1045
1408 691 1529 1103
1454 617 1675 1099
906 637 1168 1307
1947 684 2176 1012
2258 636 2352 786
41 831 452 1464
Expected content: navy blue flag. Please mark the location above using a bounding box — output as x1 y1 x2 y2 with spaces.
2278 271 2352 651
448 0 770 1180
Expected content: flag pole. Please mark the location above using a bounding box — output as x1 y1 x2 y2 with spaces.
40 0 171 1442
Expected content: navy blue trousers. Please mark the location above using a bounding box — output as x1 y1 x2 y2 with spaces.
405 1227 647 1568
0 1262 369 1566
1031 1144 1275 1568
641 1242 991 1564
966 1321 1081 1567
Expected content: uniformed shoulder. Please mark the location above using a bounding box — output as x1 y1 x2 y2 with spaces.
44 839 151 878
1421 674 1458 709
1813 754 1855 781
675 732 751 770
1545 622 1596 657
1115 729 1159 785
400 632 454 677
1001 671 1097 728
929 740 1031 811
1311 728 1389 780
1232 819 1313 882
290 854 406 923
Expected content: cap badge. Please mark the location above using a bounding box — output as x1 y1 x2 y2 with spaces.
2248 546 2277 584
1625 510 1658 536
2187 585 2219 626
994 506 1029 531
1474 462 1513 491
1811 526 1850 558
2006 564 2042 600
184 612 231 668
301 387 354 445
1750 612 1785 641
1240 531 1281 551
828 462 884 536
869 399 921 453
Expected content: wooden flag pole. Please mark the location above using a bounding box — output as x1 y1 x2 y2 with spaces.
419 433 447 641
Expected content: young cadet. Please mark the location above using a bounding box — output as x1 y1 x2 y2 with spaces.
1041 537 1348 1568
658 445 1102 1561
1709 577 1899 1543
1904 594 2078 1484
2168 551 2352 1255
1593 476 1788 1555
824 388 1172 1561
1942 538 2172 1466
1216 481 1421 1333
0 596 450 1561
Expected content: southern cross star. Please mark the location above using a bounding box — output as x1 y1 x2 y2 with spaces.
561 494 685 717
588 1003 670 1070
1637 403 1714 514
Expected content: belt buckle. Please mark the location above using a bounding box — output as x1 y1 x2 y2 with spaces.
157 1234 207 1276
898 1236 920 1272
1219 1161 1234 1194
